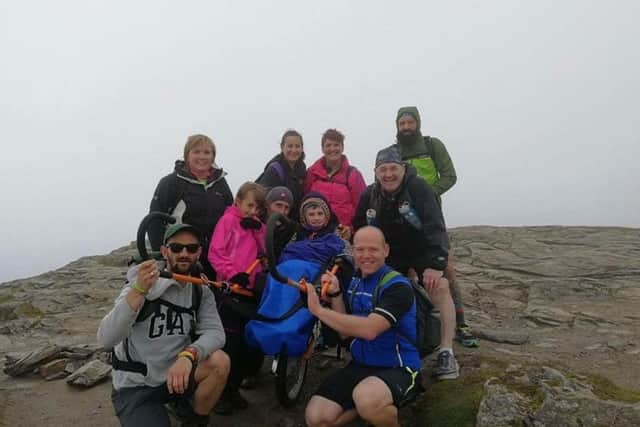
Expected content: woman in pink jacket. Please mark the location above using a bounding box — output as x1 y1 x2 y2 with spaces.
304 129 367 230
208 181 266 414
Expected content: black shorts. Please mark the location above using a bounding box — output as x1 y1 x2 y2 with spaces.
314 361 423 410
111 372 197 427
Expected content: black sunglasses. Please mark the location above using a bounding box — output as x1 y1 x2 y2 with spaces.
167 243 200 254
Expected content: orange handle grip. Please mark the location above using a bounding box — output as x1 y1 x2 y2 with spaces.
165 272 254 297
245 258 261 274
170 273 207 285
321 265 340 300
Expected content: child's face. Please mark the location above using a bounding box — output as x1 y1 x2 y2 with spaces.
237 192 260 218
304 206 328 228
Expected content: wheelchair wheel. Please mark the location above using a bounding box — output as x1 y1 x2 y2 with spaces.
274 352 309 407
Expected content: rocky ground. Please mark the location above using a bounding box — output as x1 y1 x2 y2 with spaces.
1 226 639 426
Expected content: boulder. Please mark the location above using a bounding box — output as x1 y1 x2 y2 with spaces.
66 359 111 387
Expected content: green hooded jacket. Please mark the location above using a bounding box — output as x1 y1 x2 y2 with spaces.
395 106 457 197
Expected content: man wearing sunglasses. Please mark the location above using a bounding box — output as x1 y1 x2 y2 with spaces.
98 223 229 427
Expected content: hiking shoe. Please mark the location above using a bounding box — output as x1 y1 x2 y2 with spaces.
230 389 249 410
240 375 259 389
213 396 233 416
455 324 479 348
167 398 194 421
433 350 459 380
180 413 209 427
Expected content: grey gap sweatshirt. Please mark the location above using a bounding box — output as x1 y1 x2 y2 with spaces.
97 262 225 390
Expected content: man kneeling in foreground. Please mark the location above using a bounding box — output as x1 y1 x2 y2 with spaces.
305 226 422 427
97 223 229 427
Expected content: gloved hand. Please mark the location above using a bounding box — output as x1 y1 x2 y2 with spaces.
229 272 250 288
240 217 262 230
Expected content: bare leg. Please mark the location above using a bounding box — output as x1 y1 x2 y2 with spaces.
445 251 465 326
305 395 358 427
192 350 230 415
353 376 399 427
427 277 455 350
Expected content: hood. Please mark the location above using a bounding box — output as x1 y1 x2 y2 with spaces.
308 155 351 179
173 160 226 185
396 106 422 133
298 191 339 236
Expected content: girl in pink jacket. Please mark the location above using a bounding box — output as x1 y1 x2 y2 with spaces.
208 181 267 414
208 182 266 289
304 129 367 229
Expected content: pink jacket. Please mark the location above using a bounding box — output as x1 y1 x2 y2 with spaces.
304 155 367 228
208 205 265 288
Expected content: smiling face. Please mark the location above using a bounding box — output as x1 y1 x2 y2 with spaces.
303 205 328 229
353 226 389 276
397 114 418 138
186 142 214 175
281 135 303 164
322 138 343 164
374 162 406 194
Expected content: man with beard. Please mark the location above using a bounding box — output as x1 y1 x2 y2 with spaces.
98 223 229 427
353 147 459 381
394 106 478 348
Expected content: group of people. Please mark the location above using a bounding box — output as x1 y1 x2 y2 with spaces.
97 106 477 427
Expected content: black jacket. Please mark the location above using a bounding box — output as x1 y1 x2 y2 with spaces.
256 154 306 221
149 160 233 251
353 168 448 272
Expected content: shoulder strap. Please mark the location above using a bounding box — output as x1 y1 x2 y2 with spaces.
271 162 286 183
192 284 202 315
423 136 436 158
344 165 354 190
372 270 402 307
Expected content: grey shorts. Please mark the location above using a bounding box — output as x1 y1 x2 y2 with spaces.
111 375 196 427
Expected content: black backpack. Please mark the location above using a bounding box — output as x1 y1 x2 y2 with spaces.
372 270 440 359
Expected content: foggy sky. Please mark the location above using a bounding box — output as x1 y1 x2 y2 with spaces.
1 1 639 282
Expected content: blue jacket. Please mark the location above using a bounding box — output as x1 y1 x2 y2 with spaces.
347 265 420 370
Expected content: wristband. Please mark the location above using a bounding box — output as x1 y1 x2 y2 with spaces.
132 282 148 295
181 346 199 362
327 289 342 298
178 351 195 363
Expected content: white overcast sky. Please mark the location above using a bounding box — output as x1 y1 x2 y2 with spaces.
1 1 638 282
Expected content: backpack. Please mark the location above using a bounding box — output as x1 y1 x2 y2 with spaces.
372 270 440 359
256 161 287 185
316 165 355 191
111 284 204 375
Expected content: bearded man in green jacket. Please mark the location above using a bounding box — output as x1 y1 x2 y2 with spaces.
394 106 478 347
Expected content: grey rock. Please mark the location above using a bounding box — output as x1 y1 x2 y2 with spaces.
534 395 640 426
606 338 627 351
476 381 529 427
542 366 566 383
39 358 70 379
66 359 111 387
3 344 61 377
476 329 530 345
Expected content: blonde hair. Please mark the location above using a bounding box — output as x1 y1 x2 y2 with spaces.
183 134 216 161
236 181 267 205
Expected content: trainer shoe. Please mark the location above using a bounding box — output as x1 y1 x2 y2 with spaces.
433 350 460 380
230 390 249 410
240 375 259 390
455 324 479 348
